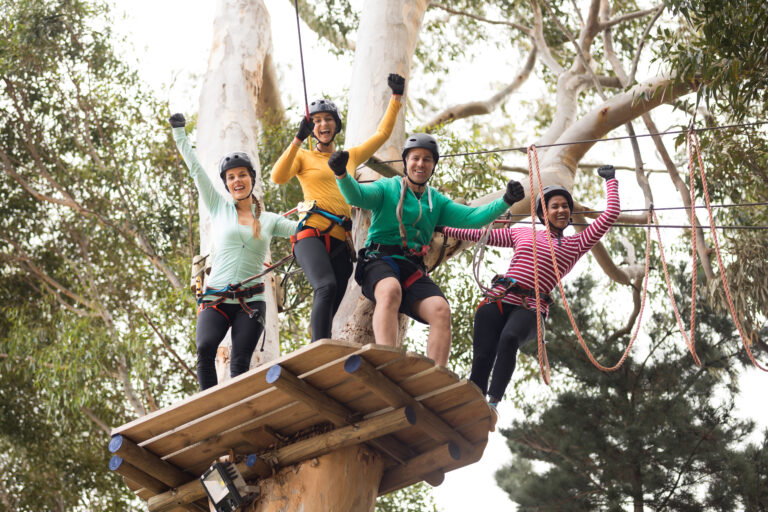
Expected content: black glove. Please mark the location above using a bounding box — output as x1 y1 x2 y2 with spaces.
502 180 525 205
169 113 186 128
328 150 349 176
597 165 615 180
296 116 315 141
387 73 406 95
434 226 445 234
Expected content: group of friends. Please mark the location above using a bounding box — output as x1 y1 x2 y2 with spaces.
170 73 620 411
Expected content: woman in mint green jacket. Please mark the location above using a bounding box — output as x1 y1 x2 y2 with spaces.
327 133 524 367
170 114 297 390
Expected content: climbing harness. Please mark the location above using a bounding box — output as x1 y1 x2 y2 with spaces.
354 244 427 291
526 145 652 385
289 200 356 261
686 130 767 372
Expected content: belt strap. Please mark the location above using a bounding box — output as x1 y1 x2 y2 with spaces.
291 228 331 253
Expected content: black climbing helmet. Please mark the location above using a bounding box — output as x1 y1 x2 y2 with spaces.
219 152 257 193
308 98 343 134
401 133 440 165
535 185 574 224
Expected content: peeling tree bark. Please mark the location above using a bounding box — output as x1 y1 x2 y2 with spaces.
332 0 429 344
197 0 280 374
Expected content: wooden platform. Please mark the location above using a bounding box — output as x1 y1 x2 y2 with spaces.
108 340 495 511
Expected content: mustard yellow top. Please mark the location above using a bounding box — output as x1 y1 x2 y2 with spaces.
271 97 402 240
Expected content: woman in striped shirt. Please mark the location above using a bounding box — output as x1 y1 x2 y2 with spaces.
440 165 619 409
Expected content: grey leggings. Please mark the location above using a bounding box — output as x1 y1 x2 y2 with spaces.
292 235 353 341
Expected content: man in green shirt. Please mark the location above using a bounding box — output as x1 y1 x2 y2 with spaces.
328 133 524 367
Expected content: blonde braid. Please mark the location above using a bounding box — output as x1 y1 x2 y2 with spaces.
250 195 262 239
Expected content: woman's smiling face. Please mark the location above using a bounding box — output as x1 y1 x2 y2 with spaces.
311 112 337 145
545 194 571 230
225 167 253 201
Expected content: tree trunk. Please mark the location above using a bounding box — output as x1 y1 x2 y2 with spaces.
332 0 429 343
197 0 280 374
250 445 383 512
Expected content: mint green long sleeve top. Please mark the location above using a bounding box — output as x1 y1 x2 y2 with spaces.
337 175 509 250
173 127 297 303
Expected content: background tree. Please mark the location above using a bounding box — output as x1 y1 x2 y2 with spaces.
2 0 767 509
494 270 767 510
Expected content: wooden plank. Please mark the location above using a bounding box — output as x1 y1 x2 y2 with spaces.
140 343 398 460
377 381 487 448
140 388 294 455
109 435 190 487
162 401 309 471
109 456 167 494
398 366 458 396
113 340 359 442
266 364 360 425
378 442 461 495
148 406 417 512
344 354 474 454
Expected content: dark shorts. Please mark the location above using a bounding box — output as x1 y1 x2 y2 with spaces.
360 258 446 324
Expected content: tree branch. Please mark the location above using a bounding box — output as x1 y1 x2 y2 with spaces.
117 355 146 417
599 6 661 31
606 277 642 342
531 0 565 74
423 45 538 131
138 309 197 380
639 112 716 279
428 2 532 35
0 235 94 308
540 0 606 99
80 406 111 435
629 6 665 84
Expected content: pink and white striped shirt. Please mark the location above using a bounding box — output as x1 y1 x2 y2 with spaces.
443 179 619 315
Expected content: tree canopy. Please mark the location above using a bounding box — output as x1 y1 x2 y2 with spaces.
1 0 766 510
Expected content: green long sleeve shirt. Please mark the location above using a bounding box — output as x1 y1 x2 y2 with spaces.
337 175 509 250
173 127 297 303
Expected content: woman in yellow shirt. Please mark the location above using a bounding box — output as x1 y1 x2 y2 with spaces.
271 74 405 341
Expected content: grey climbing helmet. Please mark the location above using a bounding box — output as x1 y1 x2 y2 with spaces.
308 98 343 134
219 152 256 193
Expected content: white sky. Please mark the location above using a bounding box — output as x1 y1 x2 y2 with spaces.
111 1 766 510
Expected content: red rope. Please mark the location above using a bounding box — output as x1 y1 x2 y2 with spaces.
689 131 768 372
527 146 651 380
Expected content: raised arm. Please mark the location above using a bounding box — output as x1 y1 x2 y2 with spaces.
346 74 404 169
575 166 620 252
170 114 222 213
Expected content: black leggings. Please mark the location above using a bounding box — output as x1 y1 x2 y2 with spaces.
470 301 540 400
196 301 266 390
293 236 352 341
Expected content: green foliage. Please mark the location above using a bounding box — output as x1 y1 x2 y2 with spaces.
662 0 768 119
1 1 197 508
375 482 439 512
495 269 765 510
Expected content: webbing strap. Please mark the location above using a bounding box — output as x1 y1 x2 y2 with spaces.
291 228 331 253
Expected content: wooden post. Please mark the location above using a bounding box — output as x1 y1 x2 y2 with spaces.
147 406 416 512
251 445 383 512
109 434 190 487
